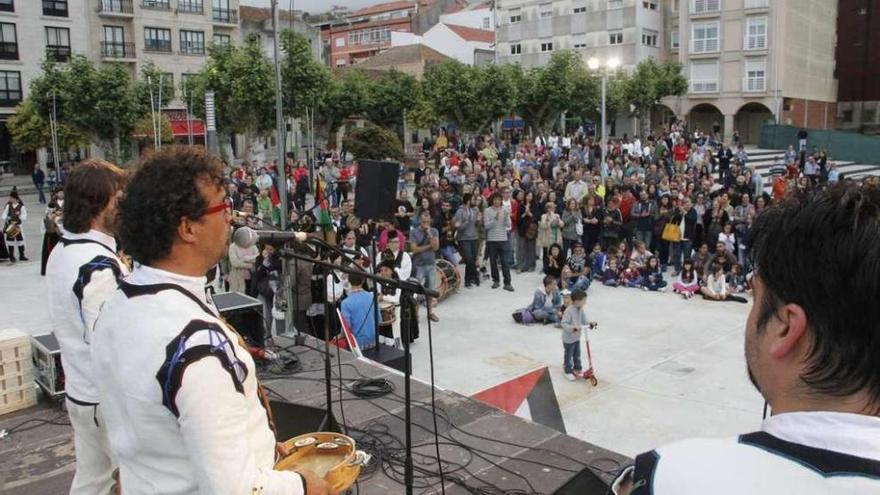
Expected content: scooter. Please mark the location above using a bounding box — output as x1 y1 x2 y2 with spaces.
577 322 599 386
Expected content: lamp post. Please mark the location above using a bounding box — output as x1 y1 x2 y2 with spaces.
587 56 620 179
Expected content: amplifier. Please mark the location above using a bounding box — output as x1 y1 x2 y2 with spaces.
362 344 410 374
31 333 65 398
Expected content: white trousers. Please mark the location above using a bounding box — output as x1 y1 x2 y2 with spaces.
66 398 116 495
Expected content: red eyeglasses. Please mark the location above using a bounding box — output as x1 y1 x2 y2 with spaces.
203 201 232 216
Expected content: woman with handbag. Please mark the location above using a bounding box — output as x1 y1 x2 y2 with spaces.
537 202 564 262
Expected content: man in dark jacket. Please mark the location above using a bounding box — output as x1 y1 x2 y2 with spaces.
669 197 699 274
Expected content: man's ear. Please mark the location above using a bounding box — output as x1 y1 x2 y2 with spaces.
769 303 809 360
177 217 199 245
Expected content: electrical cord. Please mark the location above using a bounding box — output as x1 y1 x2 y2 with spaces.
424 294 447 495
346 378 394 398
0 412 70 439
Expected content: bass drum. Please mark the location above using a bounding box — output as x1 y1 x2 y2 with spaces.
435 258 461 301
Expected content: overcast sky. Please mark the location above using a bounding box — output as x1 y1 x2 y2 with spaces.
240 0 379 14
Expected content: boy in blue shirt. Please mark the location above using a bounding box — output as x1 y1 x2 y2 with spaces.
341 272 377 350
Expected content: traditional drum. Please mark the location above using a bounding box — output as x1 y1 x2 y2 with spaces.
379 301 396 326
276 432 366 492
434 258 462 300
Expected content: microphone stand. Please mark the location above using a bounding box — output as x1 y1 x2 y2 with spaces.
278 246 438 495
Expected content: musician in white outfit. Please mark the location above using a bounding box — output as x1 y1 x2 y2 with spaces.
614 184 880 495
91 147 335 495
46 160 128 494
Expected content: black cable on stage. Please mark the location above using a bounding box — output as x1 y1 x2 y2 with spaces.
1 413 70 437
424 296 447 495
347 378 394 398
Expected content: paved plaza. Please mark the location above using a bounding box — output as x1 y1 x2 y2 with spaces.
1 188 761 460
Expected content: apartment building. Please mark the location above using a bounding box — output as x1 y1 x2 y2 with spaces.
239 5 323 63
0 0 90 173
666 0 838 144
495 0 666 70
92 0 240 105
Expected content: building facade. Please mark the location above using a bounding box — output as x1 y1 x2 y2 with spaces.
835 0 880 132
666 0 838 144
495 0 666 70
240 5 322 63
390 2 495 66
0 0 91 173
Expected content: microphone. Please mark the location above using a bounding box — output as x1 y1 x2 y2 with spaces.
233 226 308 249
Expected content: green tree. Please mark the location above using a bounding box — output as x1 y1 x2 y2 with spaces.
7 99 89 152
364 69 418 129
625 59 687 135
279 30 331 119
316 68 371 139
29 57 142 161
421 60 516 133
190 39 276 147
342 125 405 162
133 114 174 145
513 51 585 135
135 61 174 116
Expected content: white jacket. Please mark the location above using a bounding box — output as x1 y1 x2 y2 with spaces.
46 229 128 403
92 265 304 495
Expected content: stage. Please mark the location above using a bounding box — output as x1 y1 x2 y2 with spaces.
0 335 630 494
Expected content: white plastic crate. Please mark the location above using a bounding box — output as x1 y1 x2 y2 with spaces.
0 381 37 416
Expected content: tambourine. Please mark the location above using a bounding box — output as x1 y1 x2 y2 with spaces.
275 432 367 492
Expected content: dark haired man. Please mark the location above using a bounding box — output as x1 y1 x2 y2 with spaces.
340 271 378 350
45 159 128 494
615 183 880 494
484 192 513 291
91 147 334 495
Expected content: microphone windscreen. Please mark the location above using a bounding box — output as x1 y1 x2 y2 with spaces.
233 226 258 249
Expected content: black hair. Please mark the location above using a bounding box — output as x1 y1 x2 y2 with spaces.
119 146 224 266
542 275 556 287
747 183 880 409
571 289 587 302
348 272 366 287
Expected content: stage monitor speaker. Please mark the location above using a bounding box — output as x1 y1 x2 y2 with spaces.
354 160 399 221
269 400 339 440
553 465 612 495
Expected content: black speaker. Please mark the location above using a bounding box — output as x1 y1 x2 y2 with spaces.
362 344 410 374
269 400 339 440
553 466 612 494
354 160 399 221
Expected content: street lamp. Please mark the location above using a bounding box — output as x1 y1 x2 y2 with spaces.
588 56 620 179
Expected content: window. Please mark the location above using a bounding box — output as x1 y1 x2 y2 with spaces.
841 110 853 123
180 30 205 55
0 23 16 60
744 57 766 92
508 8 521 23
573 35 587 49
178 0 203 13
335 59 347 67
43 0 68 16
642 29 658 47
0 70 21 106
540 39 553 52
509 43 521 55
691 21 719 52
212 0 236 23
102 25 128 57
144 27 172 52
744 0 768 8
141 0 170 9
45 27 71 62
745 16 767 50
347 27 391 46
643 1 658 9
573 4 587 14
672 0 679 12
690 60 718 93
0 0 12 12
212 33 230 46
539 3 552 18
691 0 720 14
609 30 623 45
670 30 679 49
483 17 491 29
864 108 877 123
608 0 623 8
335 37 345 47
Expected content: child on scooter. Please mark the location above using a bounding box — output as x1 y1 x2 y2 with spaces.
561 289 596 381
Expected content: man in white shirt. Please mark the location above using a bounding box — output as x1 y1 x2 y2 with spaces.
564 169 588 204
92 146 335 495
46 160 129 494
615 183 880 494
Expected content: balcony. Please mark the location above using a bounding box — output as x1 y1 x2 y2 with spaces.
212 7 238 25
141 0 170 11
144 39 172 53
101 41 135 60
46 45 71 62
0 92 21 108
179 44 205 56
177 1 203 14
98 0 134 16
0 1 13 13
43 0 68 17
